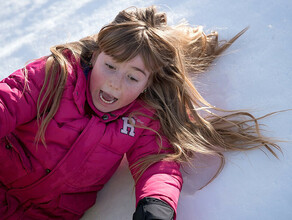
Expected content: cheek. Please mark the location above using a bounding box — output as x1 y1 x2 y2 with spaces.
124 85 144 100
90 69 103 91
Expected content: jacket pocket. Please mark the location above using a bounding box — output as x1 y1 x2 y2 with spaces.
58 191 97 216
0 134 31 186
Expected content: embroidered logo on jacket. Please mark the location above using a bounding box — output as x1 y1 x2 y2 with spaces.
120 117 136 137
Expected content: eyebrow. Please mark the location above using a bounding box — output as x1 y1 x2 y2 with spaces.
132 66 147 76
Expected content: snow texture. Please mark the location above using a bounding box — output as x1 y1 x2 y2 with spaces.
0 0 291 219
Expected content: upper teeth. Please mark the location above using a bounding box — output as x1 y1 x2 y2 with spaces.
100 92 116 104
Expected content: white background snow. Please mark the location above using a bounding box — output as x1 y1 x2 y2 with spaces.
0 0 291 219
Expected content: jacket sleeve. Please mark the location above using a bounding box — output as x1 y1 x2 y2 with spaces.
126 119 183 219
0 58 47 138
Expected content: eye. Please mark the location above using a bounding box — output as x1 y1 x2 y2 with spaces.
105 63 116 70
128 75 138 82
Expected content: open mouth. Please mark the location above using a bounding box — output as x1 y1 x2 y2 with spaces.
99 90 118 104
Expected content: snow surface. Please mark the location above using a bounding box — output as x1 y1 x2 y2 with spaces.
0 0 291 219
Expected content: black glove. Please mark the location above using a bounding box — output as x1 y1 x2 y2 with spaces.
133 197 174 220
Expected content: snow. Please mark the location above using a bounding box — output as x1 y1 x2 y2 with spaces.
0 0 291 219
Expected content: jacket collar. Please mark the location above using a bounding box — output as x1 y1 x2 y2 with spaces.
72 56 87 115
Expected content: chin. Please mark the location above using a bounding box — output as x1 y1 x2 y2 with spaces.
96 103 118 113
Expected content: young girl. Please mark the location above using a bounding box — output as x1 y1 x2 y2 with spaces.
0 5 281 220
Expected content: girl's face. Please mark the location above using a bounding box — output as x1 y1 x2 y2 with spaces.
90 52 150 113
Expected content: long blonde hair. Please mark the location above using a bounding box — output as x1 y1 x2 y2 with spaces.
36 6 281 184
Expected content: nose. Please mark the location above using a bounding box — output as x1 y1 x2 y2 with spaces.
107 73 122 92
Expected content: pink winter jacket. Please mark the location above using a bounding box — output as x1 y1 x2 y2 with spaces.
0 53 182 219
